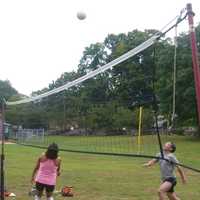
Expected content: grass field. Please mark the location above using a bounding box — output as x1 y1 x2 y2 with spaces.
3 135 200 200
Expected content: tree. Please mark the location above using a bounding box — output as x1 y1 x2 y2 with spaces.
0 80 18 100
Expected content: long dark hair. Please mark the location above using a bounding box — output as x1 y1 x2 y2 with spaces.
45 143 59 159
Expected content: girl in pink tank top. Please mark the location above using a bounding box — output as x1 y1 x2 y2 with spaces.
31 143 61 200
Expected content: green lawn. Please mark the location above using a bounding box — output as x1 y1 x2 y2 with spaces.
3 135 200 200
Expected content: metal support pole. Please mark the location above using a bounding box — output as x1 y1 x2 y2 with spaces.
0 99 5 200
137 106 143 154
186 3 200 128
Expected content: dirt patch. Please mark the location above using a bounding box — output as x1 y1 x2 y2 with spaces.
0 141 15 144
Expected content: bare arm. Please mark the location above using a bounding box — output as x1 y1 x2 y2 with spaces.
31 157 41 183
57 157 61 176
176 165 186 184
143 159 157 167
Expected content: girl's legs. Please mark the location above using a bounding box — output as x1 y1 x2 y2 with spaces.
167 192 180 200
34 190 43 200
34 195 41 200
46 185 55 200
46 192 54 200
35 182 44 200
158 181 173 200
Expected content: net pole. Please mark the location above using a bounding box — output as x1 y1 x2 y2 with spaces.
0 99 5 200
137 106 143 154
186 3 200 128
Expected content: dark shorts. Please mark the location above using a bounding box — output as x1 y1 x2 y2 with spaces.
35 181 55 193
163 177 177 193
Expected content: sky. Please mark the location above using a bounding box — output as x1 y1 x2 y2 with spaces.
0 0 200 96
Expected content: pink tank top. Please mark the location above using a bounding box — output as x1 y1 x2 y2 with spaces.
35 159 58 185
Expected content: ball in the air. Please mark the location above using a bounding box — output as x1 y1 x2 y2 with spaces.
77 11 86 20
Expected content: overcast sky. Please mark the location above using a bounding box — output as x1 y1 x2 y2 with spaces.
0 0 199 96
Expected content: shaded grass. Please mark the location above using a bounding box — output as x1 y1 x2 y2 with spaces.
3 135 200 199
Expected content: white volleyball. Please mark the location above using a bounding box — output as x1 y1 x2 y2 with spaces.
77 11 86 20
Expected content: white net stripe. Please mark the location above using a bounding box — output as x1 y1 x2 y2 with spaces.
6 34 160 106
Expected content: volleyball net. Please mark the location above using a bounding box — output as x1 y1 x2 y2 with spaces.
4 7 200 172
5 26 166 156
